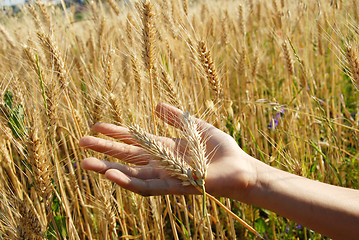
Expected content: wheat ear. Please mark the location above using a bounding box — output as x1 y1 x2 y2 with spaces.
238 4 245 39
129 124 193 186
182 0 188 15
105 49 123 124
37 32 69 89
129 112 262 238
180 112 208 184
160 68 182 109
282 40 294 77
27 122 52 203
141 0 157 132
37 1 52 33
0 25 15 48
345 45 359 91
104 0 120 16
198 40 222 103
17 199 44 239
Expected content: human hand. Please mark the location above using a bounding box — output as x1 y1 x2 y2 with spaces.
80 103 359 239
79 103 258 201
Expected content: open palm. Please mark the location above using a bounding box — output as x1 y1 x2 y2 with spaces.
80 103 257 200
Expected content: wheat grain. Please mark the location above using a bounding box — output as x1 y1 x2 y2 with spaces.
36 1 52 33
142 0 156 72
105 50 123 124
282 40 294 76
104 0 120 16
198 40 222 102
131 55 143 101
27 4 42 29
91 92 104 132
238 4 246 39
220 16 228 45
27 122 52 202
160 68 182 109
0 25 15 49
37 32 69 89
0 1 357 239
17 200 44 240
130 111 208 189
126 13 134 47
141 0 157 131
98 17 106 54
317 20 323 55
129 112 262 237
129 124 193 186
345 45 359 91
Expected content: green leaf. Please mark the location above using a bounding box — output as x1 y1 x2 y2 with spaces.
3 91 26 139
173 212 190 240
4 90 13 109
254 218 267 235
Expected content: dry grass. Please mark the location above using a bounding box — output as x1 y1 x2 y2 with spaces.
0 0 358 239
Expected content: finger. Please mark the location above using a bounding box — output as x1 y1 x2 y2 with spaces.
93 122 182 150
105 169 199 196
93 123 139 145
156 103 221 146
79 136 151 165
156 103 218 133
155 103 185 130
81 157 162 179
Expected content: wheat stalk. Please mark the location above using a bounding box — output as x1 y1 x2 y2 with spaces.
129 112 262 238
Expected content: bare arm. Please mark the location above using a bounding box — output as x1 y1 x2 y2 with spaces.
79 103 359 239
248 159 359 240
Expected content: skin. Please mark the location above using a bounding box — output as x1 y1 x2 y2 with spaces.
80 103 359 240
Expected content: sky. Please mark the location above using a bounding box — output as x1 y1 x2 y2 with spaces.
0 0 25 7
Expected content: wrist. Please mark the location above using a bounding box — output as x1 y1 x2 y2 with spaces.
237 157 275 205
226 153 265 203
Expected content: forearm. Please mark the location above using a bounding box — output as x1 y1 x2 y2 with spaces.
243 159 359 239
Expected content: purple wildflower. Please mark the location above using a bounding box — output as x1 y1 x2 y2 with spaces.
268 115 280 129
268 109 285 130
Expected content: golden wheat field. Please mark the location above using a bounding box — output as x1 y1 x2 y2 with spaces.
0 0 358 239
